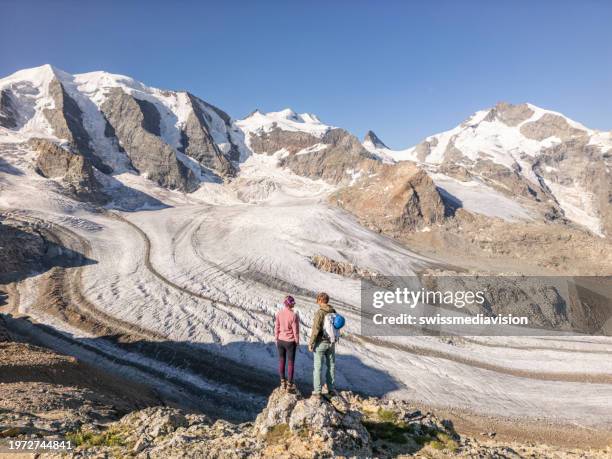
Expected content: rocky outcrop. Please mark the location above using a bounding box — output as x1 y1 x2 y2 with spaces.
0 88 18 128
521 113 587 141
30 138 108 203
483 102 534 127
0 219 46 283
248 127 320 155
472 159 547 201
100 88 199 192
2 374 608 458
403 210 612 275
246 124 381 185
311 254 391 287
253 387 301 438
331 161 448 233
364 130 389 149
179 93 235 177
413 137 439 161
279 128 380 185
253 388 370 458
43 78 111 173
535 137 612 236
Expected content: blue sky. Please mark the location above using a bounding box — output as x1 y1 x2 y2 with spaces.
1 0 611 148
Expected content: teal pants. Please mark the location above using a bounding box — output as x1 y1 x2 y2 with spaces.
313 341 335 394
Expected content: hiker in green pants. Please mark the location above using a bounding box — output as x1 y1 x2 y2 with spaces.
308 292 336 398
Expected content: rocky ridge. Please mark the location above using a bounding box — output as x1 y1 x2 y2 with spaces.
31 387 611 458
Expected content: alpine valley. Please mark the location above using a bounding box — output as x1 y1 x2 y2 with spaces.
1 65 611 457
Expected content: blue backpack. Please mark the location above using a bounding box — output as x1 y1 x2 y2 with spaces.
323 313 346 343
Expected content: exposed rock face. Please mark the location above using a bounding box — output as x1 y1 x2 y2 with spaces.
0 219 46 283
197 99 242 162
535 137 612 236
279 128 379 185
414 137 439 161
254 388 372 458
252 386 301 437
471 159 547 201
484 102 534 126
521 113 587 141
248 127 320 155
331 161 448 232
364 130 389 149
100 88 198 192
0 88 18 128
179 93 235 176
30 138 108 203
311 254 391 287
404 210 612 275
119 407 190 438
4 379 608 458
43 78 111 173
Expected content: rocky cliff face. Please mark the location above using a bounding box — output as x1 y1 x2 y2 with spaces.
248 127 321 156
0 89 18 128
0 65 244 196
178 93 235 177
43 77 111 173
30 138 108 203
278 129 380 185
100 88 199 192
364 129 389 150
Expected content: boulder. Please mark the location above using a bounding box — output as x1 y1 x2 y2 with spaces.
254 388 372 458
253 387 300 437
119 407 189 439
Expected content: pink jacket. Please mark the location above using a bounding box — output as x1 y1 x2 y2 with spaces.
275 306 300 344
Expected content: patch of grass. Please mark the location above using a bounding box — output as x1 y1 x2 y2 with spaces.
429 439 446 450
376 408 399 423
264 423 291 444
363 421 409 444
66 429 125 448
432 432 459 452
412 431 459 452
296 427 310 440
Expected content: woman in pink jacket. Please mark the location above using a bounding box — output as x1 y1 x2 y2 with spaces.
275 295 300 391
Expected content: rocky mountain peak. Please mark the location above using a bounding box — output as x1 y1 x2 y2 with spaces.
483 101 535 126
363 130 389 149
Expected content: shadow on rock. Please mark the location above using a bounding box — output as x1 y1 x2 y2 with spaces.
0 220 97 284
2 315 401 424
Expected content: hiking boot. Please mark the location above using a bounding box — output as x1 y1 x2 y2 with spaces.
311 392 322 401
280 379 287 390
287 382 297 393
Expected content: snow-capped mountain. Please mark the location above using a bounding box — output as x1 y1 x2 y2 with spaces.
236 107 380 185
364 102 612 236
2 65 612 432
1 65 611 238
0 64 240 191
